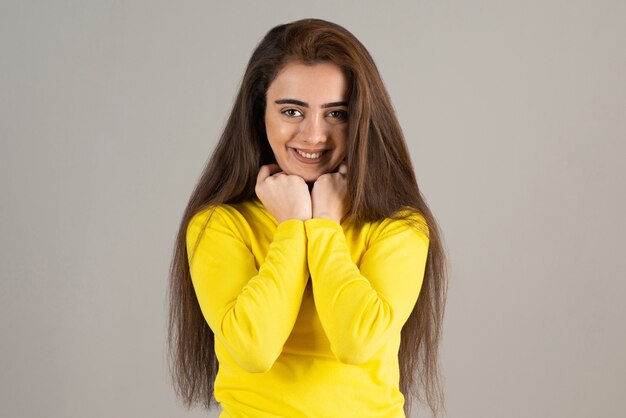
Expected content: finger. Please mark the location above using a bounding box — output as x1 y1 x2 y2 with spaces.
266 163 283 175
256 164 282 184
256 165 270 184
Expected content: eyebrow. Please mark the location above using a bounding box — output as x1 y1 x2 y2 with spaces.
274 99 349 109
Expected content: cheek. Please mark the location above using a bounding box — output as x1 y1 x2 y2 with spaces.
276 124 297 140
334 127 349 151
265 117 295 146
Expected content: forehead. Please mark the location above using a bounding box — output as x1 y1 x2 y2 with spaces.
267 61 348 100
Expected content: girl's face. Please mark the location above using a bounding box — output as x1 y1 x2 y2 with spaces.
264 61 349 182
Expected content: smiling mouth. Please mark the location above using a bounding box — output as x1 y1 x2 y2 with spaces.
289 147 332 165
295 149 327 159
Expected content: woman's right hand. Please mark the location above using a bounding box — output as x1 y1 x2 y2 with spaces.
255 164 312 223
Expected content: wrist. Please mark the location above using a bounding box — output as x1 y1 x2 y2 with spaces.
312 212 340 223
278 213 312 223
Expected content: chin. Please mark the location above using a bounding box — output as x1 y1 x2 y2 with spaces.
299 169 330 183
303 175 320 183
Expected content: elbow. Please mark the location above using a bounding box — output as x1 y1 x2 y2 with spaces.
217 312 284 373
229 342 281 373
236 355 276 373
330 341 376 365
327 312 394 365
335 352 370 365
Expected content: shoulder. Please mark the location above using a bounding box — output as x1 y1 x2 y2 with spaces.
186 203 243 241
186 199 271 245
189 200 258 227
369 207 430 244
188 204 229 231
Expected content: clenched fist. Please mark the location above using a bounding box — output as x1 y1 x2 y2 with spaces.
311 163 348 224
255 164 312 223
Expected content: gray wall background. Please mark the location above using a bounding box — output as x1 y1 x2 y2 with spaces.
1 1 624 417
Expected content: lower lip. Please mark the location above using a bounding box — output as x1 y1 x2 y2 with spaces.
290 148 330 164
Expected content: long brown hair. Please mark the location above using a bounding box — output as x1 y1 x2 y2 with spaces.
167 18 448 417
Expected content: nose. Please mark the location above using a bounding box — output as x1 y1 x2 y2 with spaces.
301 113 327 144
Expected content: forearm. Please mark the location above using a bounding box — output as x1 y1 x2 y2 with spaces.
188 211 309 372
304 217 428 364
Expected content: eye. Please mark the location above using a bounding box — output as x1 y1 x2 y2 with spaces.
328 110 348 120
281 108 302 118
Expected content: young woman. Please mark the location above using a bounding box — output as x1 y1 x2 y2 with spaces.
168 18 448 418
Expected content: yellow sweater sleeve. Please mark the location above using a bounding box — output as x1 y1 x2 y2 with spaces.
186 207 309 373
304 216 429 364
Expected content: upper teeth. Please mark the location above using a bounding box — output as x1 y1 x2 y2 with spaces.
296 149 323 159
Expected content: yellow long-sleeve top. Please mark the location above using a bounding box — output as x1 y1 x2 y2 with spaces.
186 197 429 418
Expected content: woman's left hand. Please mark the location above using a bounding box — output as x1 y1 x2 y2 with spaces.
311 162 348 224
